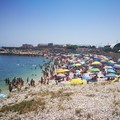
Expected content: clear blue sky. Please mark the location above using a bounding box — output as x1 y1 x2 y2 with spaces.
0 0 120 47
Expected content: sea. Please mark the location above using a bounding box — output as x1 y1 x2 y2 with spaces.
0 55 49 93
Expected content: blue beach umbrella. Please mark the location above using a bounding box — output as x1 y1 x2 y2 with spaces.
106 73 117 78
94 58 101 61
113 65 120 69
82 75 92 80
82 73 92 80
107 69 116 73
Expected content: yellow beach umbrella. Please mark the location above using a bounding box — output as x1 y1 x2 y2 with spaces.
109 60 115 63
111 77 120 83
56 69 65 73
70 78 87 85
63 69 69 72
92 61 101 65
56 69 69 74
116 75 120 78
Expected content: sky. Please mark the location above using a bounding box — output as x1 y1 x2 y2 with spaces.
0 0 120 47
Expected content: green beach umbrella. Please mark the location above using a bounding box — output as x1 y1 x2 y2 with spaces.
71 63 81 67
89 68 100 72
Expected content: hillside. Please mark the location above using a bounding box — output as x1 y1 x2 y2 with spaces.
0 82 120 120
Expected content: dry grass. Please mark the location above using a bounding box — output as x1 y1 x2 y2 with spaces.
100 82 111 86
117 89 120 92
85 94 96 97
113 99 120 106
0 88 73 115
50 88 73 100
112 99 120 117
0 98 45 114
86 113 93 119
75 108 82 115
58 103 66 111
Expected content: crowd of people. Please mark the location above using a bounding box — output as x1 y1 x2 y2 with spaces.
3 53 120 92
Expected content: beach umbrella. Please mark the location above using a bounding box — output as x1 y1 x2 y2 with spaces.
107 69 116 73
109 60 115 63
92 61 101 65
74 54 81 57
107 60 115 66
57 73 66 78
80 61 85 64
101 60 106 63
59 81 71 85
82 74 92 80
116 75 120 78
56 69 65 73
106 73 117 78
94 58 101 61
56 69 69 74
117 61 120 64
111 78 120 83
104 66 113 69
113 64 120 69
71 63 81 67
70 78 87 85
75 63 81 66
63 69 69 72
118 58 120 62
75 70 80 73
89 68 100 72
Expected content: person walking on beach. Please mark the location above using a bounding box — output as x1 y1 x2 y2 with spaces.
54 74 58 85
0 89 2 93
27 77 29 83
40 77 44 85
8 83 13 92
46 77 49 84
33 79 35 87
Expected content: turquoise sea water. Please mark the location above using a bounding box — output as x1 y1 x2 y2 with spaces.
0 55 49 91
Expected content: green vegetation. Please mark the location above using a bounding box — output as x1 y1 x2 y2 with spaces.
0 88 73 114
75 108 82 115
0 98 45 114
85 94 95 97
87 113 93 119
50 89 73 100
112 99 120 117
103 45 112 52
66 45 78 50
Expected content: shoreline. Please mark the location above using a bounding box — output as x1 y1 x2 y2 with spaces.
0 55 52 94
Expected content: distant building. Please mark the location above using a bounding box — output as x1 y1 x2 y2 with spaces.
48 43 53 47
37 44 48 48
21 44 33 49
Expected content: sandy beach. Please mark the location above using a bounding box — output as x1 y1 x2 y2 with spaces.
0 53 120 120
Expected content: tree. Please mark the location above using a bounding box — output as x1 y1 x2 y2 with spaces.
66 45 78 50
103 45 112 52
